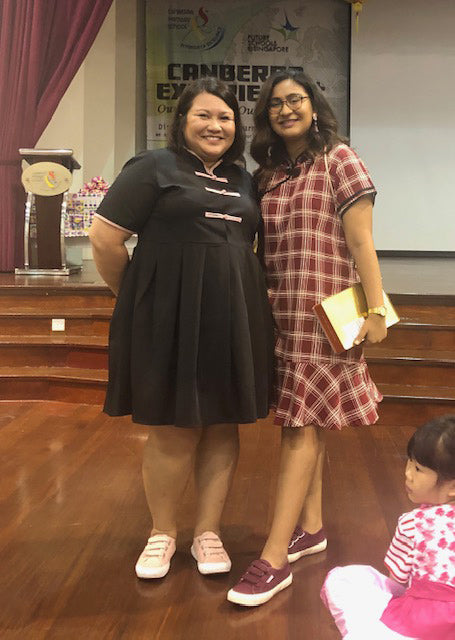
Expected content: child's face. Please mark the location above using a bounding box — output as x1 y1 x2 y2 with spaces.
405 458 455 505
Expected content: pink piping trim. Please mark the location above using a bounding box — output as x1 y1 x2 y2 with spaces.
94 213 134 235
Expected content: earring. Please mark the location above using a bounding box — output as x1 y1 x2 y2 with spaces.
267 145 272 158
312 114 319 133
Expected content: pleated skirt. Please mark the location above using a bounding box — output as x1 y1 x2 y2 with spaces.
104 241 274 427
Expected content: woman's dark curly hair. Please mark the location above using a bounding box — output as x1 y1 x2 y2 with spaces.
407 415 455 483
251 70 347 184
167 77 245 165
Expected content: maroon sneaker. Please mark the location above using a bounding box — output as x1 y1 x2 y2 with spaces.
287 525 327 563
227 559 292 606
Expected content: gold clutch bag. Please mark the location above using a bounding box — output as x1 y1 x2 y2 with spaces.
313 282 400 353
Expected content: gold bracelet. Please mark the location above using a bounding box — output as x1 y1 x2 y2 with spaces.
367 305 387 317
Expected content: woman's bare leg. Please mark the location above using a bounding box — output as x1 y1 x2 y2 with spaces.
142 425 201 538
193 423 239 537
299 434 325 533
260 425 324 567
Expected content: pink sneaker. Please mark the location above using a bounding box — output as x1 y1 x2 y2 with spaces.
287 526 327 563
227 559 292 606
191 531 232 574
135 533 176 579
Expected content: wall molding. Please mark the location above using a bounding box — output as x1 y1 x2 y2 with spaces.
377 250 455 259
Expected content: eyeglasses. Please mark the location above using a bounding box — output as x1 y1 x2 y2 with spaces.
268 94 310 114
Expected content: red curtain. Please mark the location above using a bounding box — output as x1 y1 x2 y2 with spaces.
0 0 114 271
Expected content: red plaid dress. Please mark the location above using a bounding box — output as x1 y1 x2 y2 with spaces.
261 144 382 430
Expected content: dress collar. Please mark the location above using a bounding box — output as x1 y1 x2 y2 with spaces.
284 151 311 170
183 147 224 175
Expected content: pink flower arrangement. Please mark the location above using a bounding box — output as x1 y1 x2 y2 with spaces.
79 176 109 196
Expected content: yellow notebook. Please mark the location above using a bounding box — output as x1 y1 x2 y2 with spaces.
313 283 400 353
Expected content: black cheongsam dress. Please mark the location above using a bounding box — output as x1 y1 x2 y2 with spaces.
95 148 274 427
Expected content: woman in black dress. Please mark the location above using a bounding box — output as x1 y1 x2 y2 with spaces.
89 78 273 580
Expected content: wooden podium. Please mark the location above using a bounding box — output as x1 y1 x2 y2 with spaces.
16 149 81 276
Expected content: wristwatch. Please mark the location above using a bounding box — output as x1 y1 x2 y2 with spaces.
368 305 387 317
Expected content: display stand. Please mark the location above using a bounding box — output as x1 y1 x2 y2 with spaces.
15 149 81 276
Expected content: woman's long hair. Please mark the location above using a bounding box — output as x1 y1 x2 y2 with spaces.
251 70 347 185
167 77 245 165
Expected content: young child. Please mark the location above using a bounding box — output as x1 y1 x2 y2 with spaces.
321 415 455 639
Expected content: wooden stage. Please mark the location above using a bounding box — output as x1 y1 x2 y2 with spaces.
1 255 454 296
0 256 454 639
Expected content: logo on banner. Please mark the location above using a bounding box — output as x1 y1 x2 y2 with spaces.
272 11 300 41
247 11 299 53
168 7 225 51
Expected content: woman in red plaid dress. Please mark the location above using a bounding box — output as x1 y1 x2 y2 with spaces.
228 71 387 607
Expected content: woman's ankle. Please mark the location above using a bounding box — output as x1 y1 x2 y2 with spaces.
260 541 289 568
193 526 221 538
150 527 177 539
299 521 323 535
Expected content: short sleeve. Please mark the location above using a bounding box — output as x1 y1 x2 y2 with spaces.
330 144 377 217
384 512 415 584
95 151 160 233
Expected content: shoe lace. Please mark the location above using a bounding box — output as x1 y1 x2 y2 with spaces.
240 560 269 585
289 527 305 549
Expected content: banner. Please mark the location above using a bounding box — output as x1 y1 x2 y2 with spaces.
146 0 350 155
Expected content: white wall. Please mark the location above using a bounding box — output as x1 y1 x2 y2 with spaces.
351 0 455 251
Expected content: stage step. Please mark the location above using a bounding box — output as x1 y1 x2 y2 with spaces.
0 336 108 369
364 296 455 424
0 292 115 311
0 267 113 403
383 318 455 350
0 308 112 336
392 303 455 322
0 267 454 417
0 366 107 403
376 383 455 426
365 347 455 386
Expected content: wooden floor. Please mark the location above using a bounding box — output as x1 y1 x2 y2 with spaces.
0 401 417 640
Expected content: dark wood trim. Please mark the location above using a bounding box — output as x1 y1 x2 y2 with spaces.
390 293 455 306
377 250 455 258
